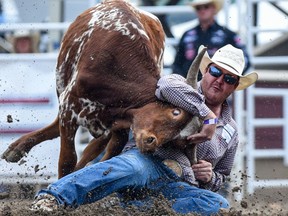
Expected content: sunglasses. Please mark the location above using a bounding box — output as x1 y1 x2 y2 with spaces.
208 66 239 85
195 4 212 11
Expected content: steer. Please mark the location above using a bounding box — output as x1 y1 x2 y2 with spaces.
2 0 204 178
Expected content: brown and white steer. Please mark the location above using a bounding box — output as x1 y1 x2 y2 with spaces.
2 0 203 178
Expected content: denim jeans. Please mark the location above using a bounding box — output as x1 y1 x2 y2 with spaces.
37 148 229 215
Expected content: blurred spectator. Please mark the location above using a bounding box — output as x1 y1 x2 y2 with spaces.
39 29 49 53
0 0 21 53
172 0 250 80
0 1 4 23
38 17 50 53
0 0 19 23
0 1 6 53
7 30 40 53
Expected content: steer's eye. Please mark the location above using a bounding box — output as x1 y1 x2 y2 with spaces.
172 109 181 116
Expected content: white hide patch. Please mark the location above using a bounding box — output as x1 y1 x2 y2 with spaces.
88 3 149 40
157 46 164 72
56 1 165 129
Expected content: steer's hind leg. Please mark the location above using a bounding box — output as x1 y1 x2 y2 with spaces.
74 132 112 171
100 129 129 161
1 116 60 162
75 129 129 170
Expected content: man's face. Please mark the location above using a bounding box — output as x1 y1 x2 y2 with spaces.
195 3 216 22
201 64 239 106
15 37 33 53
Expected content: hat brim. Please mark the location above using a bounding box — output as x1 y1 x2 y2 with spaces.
190 0 223 14
200 50 258 91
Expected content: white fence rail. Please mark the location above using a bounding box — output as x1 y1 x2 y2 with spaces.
244 0 288 195
246 86 288 194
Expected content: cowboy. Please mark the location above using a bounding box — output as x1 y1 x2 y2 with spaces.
30 44 258 215
172 0 251 80
9 30 40 53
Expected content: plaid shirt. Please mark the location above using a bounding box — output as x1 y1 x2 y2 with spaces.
124 74 239 192
154 74 239 192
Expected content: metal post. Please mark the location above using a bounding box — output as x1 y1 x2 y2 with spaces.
284 95 288 166
233 90 245 201
246 84 256 194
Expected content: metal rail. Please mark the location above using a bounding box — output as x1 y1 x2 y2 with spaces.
245 0 288 195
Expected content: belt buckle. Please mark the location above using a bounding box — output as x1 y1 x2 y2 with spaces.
163 159 182 177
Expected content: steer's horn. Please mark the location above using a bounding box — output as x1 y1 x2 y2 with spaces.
186 45 207 89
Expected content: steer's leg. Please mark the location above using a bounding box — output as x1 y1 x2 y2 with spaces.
1 116 60 162
100 129 129 161
75 129 129 170
58 118 78 178
74 132 112 171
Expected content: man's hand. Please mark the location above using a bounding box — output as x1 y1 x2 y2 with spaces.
192 160 213 183
187 111 217 143
187 123 216 143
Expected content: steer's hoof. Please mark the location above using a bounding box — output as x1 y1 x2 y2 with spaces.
1 148 25 162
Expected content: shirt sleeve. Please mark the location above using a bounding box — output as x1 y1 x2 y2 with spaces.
199 132 239 192
155 74 211 118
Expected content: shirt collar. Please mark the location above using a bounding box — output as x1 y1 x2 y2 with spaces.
196 20 219 32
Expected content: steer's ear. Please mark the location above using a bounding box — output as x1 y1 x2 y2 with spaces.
186 46 207 89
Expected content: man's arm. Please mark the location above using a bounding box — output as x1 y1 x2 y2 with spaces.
156 74 210 118
156 74 217 143
194 136 239 192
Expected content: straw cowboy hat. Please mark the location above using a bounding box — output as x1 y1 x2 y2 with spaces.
7 29 40 53
190 0 224 14
199 44 258 90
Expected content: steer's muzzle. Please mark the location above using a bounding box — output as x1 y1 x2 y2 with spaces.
135 132 158 153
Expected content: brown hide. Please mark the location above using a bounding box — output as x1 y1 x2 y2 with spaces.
132 102 192 153
2 0 201 178
57 1 161 108
55 0 167 176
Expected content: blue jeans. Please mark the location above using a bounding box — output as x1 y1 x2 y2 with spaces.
37 148 229 215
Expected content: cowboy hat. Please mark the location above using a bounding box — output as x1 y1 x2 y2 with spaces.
190 0 224 14
6 29 40 53
199 44 258 91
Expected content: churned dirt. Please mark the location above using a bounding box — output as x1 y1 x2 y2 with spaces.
1 153 288 215
0 189 192 216
1 183 288 216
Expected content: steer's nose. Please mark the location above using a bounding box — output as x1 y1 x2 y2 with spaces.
144 136 156 145
136 133 158 153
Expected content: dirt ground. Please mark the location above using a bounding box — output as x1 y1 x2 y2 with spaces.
1 183 288 216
